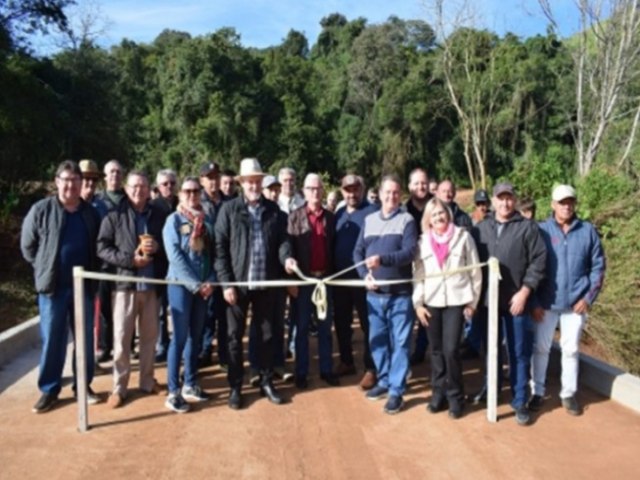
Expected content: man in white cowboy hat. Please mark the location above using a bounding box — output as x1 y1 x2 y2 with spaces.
530 184 605 416
215 158 297 410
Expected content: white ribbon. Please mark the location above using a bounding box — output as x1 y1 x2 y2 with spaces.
75 260 491 320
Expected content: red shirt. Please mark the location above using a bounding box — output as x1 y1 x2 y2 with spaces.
307 206 327 273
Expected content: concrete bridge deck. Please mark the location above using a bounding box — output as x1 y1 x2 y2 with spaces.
0 328 639 480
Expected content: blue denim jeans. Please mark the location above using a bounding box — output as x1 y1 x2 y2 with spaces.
37 288 94 395
295 285 333 378
167 285 207 394
367 293 413 397
501 312 534 409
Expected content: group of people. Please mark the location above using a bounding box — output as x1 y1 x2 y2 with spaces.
20 157 605 425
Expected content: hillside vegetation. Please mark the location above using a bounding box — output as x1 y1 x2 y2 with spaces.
0 3 638 372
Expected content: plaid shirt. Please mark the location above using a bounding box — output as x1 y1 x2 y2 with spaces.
247 203 266 289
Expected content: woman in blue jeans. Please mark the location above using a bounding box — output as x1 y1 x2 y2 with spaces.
413 198 482 419
163 177 216 413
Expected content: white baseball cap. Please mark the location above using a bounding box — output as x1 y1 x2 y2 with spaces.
552 184 577 202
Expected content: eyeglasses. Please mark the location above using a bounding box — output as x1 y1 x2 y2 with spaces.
161 181 176 186
182 189 200 195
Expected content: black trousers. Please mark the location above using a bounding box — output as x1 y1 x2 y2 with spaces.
97 280 113 353
333 286 375 371
226 289 274 389
426 305 465 404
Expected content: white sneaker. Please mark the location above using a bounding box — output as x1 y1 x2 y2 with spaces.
165 393 190 413
181 385 210 402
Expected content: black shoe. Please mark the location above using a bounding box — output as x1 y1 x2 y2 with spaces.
383 395 404 414
409 352 425 366
448 401 465 419
295 376 308 390
96 350 112 363
32 393 58 413
320 373 340 387
515 406 531 426
228 388 243 410
469 386 487 405
562 396 582 416
426 395 447 414
260 382 284 405
528 394 544 412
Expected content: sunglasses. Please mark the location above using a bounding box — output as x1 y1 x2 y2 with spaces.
182 188 200 195
161 181 176 186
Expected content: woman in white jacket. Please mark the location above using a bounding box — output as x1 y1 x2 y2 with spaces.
413 198 482 419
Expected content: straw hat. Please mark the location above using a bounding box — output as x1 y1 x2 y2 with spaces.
236 158 266 180
79 159 100 179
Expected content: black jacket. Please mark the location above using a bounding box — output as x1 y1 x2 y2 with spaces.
97 199 168 291
21 196 101 294
472 211 546 311
450 201 473 230
214 195 291 289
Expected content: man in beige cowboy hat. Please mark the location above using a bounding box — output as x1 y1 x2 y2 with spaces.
215 158 297 410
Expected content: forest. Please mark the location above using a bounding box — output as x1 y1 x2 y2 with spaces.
0 0 639 373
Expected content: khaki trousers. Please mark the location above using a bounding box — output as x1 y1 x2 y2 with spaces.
112 290 159 396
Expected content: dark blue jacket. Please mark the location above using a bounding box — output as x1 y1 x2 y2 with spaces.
334 201 378 277
537 215 605 310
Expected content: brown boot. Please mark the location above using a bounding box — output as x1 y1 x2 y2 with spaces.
359 370 377 391
107 392 123 409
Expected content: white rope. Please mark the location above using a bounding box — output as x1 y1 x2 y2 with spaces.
75 260 491 320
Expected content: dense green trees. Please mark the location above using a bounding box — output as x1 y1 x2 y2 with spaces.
3 9 636 188
1 7 639 371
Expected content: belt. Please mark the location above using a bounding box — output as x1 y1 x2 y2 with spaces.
310 270 326 278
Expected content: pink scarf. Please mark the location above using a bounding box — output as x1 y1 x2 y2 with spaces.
429 223 455 269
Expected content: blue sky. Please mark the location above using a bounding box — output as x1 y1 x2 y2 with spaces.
38 0 581 52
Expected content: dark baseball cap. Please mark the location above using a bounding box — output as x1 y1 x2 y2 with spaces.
493 182 515 197
199 162 220 177
474 189 489 204
341 174 360 189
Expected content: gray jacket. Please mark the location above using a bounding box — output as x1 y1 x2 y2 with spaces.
20 196 101 294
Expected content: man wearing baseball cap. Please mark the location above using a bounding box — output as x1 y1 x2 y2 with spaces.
471 189 490 225
198 161 229 370
471 181 547 425
333 174 379 389
530 185 605 416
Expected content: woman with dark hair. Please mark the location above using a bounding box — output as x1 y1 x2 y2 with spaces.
413 198 482 419
163 177 216 413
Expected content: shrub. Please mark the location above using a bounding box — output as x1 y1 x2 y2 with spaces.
587 191 640 374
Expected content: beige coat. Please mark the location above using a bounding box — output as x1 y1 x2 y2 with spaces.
412 226 482 309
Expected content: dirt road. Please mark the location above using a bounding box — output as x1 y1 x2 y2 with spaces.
1 329 639 480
